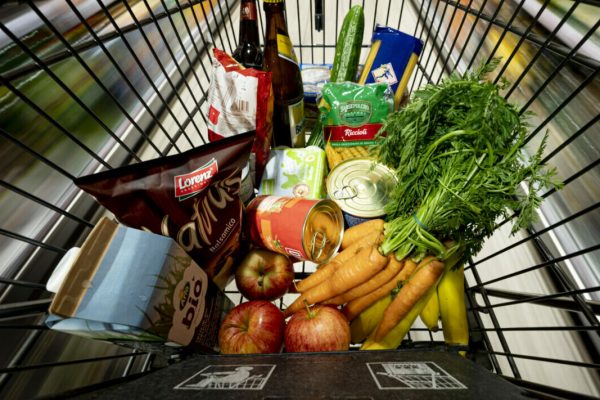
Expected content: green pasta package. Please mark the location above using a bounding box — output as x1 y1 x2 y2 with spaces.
320 82 392 169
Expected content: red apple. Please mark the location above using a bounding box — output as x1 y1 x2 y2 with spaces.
284 305 351 352
219 300 285 354
235 249 294 301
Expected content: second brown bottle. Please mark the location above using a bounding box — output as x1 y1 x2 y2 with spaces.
263 0 305 148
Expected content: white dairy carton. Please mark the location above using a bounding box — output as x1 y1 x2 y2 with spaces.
46 217 233 353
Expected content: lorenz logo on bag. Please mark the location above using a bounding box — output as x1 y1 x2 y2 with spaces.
174 159 219 201
169 264 208 346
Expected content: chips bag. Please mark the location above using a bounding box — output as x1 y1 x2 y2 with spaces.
75 132 255 289
207 48 274 184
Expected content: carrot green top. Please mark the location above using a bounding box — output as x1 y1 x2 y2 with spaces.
376 59 561 265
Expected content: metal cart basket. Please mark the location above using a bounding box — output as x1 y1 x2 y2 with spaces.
0 0 598 398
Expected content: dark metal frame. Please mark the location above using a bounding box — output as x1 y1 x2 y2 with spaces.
0 0 598 398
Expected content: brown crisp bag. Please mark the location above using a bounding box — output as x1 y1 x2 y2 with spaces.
75 132 255 288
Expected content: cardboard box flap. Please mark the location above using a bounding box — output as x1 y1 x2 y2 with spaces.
49 217 118 317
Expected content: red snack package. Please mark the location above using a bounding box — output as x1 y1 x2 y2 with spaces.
207 48 274 184
75 132 255 288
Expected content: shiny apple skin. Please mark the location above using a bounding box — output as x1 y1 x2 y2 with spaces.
235 249 294 301
284 305 351 352
219 300 285 354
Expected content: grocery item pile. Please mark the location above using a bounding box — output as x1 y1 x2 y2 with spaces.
46 3 559 357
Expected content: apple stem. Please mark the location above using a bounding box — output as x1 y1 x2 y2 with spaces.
258 276 264 287
303 299 315 319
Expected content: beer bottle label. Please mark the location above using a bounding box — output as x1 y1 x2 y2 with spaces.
288 98 305 147
240 1 257 20
276 33 298 65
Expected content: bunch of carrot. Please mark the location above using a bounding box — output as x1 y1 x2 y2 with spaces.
284 219 447 343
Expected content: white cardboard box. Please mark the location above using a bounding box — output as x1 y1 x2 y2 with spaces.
46 217 232 353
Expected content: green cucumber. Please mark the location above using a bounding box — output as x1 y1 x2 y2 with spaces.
330 5 365 83
307 6 364 148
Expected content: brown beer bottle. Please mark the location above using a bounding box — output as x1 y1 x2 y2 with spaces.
233 0 263 69
263 0 305 148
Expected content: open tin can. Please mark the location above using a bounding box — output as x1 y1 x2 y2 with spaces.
246 195 344 263
326 158 398 227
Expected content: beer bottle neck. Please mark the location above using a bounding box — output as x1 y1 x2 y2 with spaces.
239 0 260 45
264 2 287 35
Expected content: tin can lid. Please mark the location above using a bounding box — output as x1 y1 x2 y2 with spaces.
326 158 398 218
304 199 343 263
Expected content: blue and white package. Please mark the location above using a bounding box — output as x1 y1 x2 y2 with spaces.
359 26 423 108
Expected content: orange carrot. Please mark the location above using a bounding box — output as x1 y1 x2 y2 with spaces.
343 258 418 321
341 219 384 249
330 245 388 295
284 294 309 317
284 245 388 317
373 257 445 341
396 258 418 282
294 260 339 293
295 230 382 293
326 256 405 305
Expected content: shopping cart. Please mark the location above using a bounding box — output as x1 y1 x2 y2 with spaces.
0 0 598 398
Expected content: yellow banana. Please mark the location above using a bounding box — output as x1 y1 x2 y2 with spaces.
419 287 440 331
350 294 392 344
438 263 469 353
360 267 445 350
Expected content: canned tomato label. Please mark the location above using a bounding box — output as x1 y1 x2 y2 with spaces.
246 195 343 262
326 158 398 227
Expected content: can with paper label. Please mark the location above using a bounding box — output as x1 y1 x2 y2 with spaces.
246 195 343 262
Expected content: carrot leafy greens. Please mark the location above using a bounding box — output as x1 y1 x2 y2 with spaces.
375 59 561 264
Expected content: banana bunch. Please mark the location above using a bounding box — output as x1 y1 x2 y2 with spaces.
350 295 392 343
349 251 469 352
359 280 440 350
419 290 440 332
438 264 469 354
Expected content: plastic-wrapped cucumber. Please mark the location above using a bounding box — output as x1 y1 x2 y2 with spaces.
330 5 364 83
